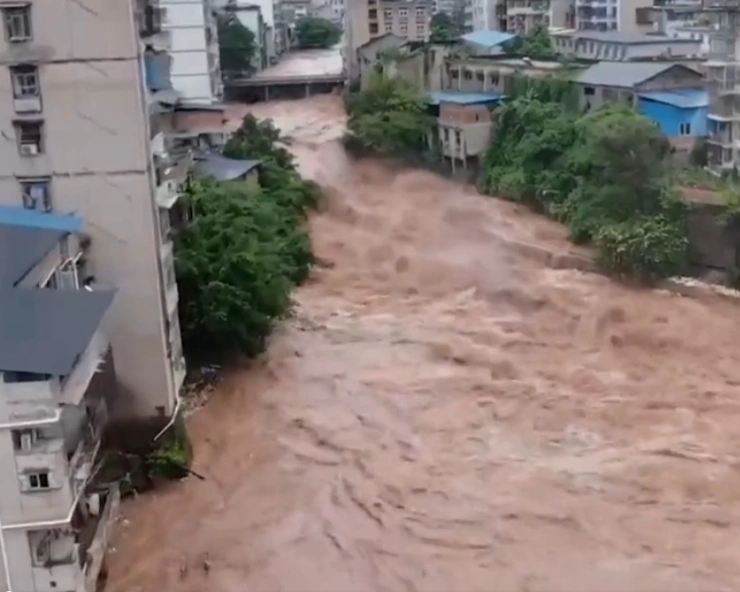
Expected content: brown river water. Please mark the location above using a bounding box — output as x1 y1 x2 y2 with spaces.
106 96 740 592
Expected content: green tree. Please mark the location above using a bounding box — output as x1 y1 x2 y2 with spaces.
430 12 459 43
218 14 256 74
294 17 341 49
344 72 433 156
506 26 556 59
175 115 320 361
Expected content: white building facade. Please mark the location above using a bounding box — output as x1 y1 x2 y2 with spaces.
161 0 223 102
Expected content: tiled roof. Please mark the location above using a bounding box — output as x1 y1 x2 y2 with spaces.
576 62 698 89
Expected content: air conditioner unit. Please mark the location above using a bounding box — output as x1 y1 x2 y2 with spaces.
20 143 38 155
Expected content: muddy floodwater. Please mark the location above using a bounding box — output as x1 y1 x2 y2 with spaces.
106 96 740 592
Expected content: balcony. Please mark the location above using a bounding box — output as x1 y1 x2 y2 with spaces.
68 426 102 502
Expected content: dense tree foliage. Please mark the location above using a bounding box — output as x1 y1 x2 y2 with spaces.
506 26 556 59
344 72 433 156
294 17 341 49
217 14 256 74
175 116 320 360
430 12 459 43
484 88 689 282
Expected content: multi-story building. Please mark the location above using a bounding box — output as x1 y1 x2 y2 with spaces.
506 0 569 32
160 0 223 102
0 212 118 592
574 0 653 32
705 0 740 171
0 0 187 418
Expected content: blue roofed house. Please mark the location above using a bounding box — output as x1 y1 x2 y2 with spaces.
427 91 504 175
636 88 708 147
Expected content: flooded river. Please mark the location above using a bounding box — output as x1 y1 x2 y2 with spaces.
106 96 740 592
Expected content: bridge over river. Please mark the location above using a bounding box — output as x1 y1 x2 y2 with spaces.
224 47 347 102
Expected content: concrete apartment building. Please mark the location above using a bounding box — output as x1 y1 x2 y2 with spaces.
575 0 653 32
160 0 223 102
0 0 187 418
348 0 433 76
0 213 118 591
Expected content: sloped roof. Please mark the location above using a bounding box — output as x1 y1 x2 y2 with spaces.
0 289 115 375
637 88 708 109
461 31 517 49
0 223 66 289
576 62 699 89
427 91 503 105
193 152 261 182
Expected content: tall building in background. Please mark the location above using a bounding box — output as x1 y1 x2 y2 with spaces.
705 0 740 170
575 0 653 32
161 0 223 102
0 0 186 420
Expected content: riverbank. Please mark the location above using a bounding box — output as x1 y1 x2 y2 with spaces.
104 96 740 592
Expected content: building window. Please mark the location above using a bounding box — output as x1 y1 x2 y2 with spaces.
416 24 424 35
368 8 377 18
451 69 459 79
476 71 484 82
463 69 472 80
443 128 449 141
583 86 595 96
400 23 407 33
415 7 426 16
680 122 692 135
28 472 50 490
490 73 500 85
2 4 31 42
12 429 39 452
15 120 43 155
369 22 379 34
384 21 392 31
398 8 408 17
384 8 393 19
11 64 39 98
20 178 51 211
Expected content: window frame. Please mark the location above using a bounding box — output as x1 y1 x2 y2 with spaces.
2 4 32 42
10 63 39 98
28 471 50 491
20 177 52 211
14 119 44 155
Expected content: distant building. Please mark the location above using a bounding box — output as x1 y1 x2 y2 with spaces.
448 55 572 94
506 0 571 33
348 0 434 78
576 61 704 111
574 0 653 33
551 30 704 60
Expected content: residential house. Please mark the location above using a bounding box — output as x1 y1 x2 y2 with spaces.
427 91 503 171
550 30 703 60
193 152 262 188
160 0 223 102
0 0 187 417
636 88 708 146
447 55 573 94
0 208 118 592
576 61 704 112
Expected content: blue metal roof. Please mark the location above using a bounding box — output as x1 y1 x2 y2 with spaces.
637 88 708 109
427 91 504 106
0 205 82 233
461 31 517 49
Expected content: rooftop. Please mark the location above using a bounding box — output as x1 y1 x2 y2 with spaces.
427 91 504 105
193 152 261 182
553 30 700 45
0 289 115 375
0 223 67 289
576 61 699 88
461 31 517 49
637 88 708 108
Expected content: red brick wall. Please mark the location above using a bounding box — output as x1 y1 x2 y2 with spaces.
439 103 492 125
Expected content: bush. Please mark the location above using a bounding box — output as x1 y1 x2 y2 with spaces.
483 99 690 282
344 72 433 157
595 217 689 282
176 115 318 362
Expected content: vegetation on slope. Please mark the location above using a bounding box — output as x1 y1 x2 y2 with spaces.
294 16 342 49
483 86 689 282
344 73 433 157
175 115 320 361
